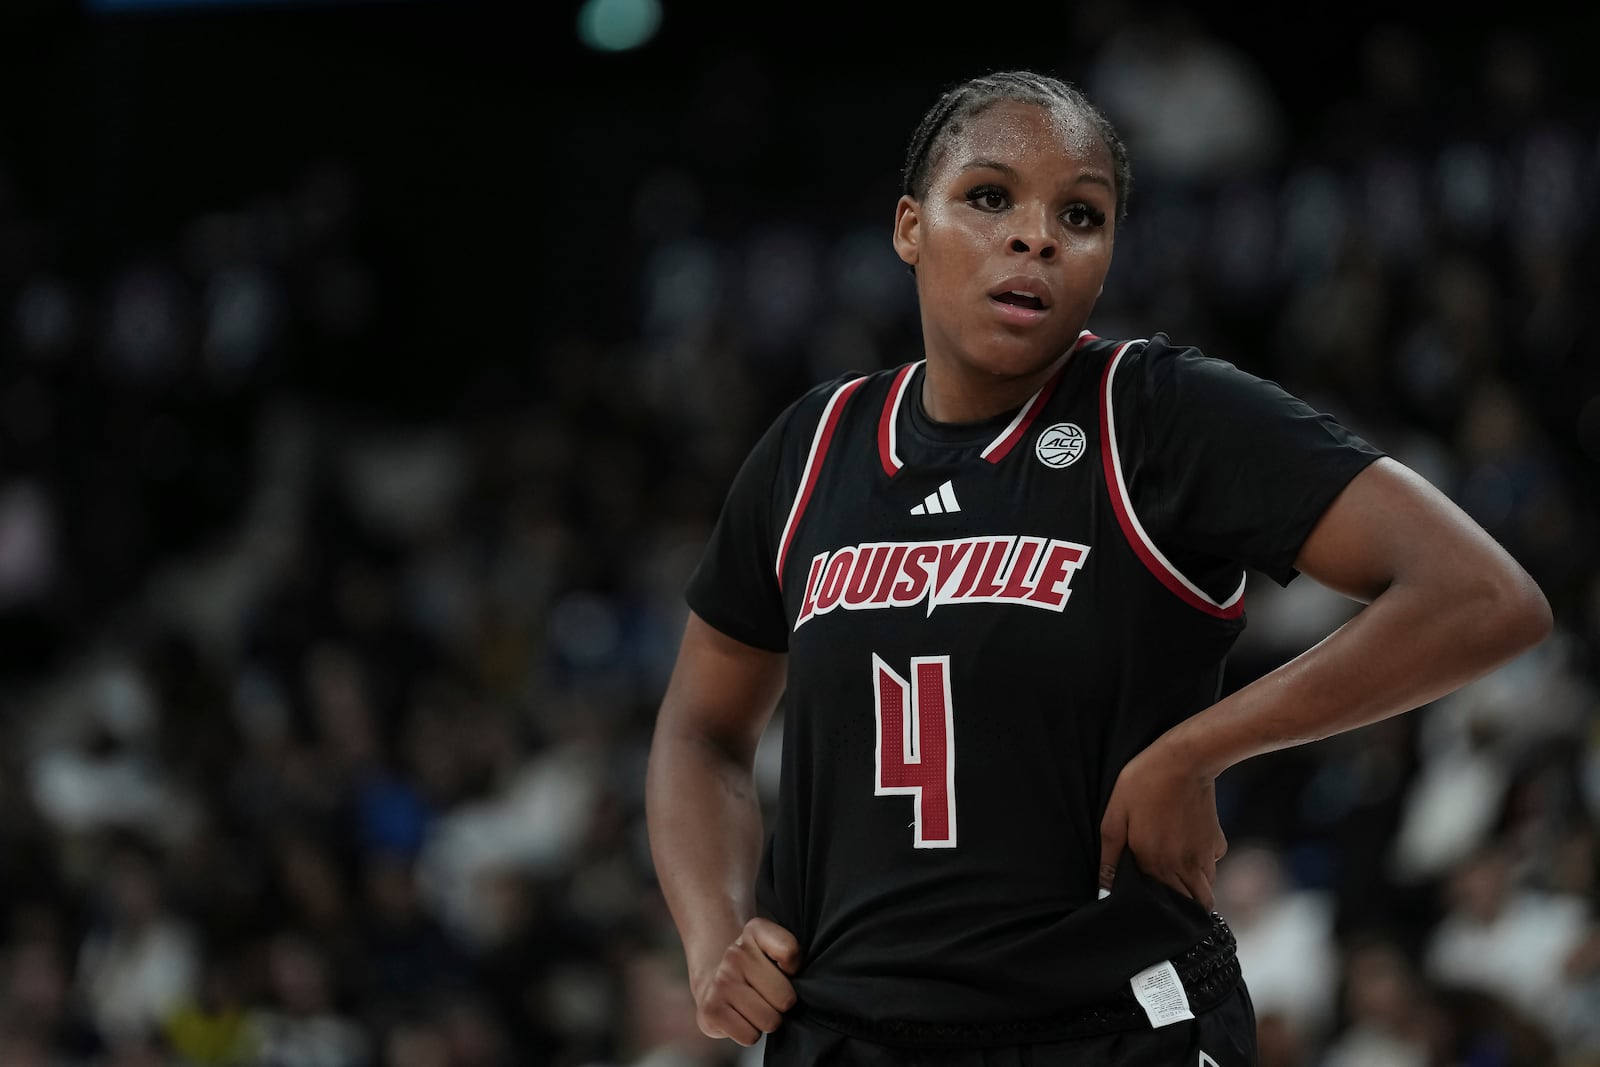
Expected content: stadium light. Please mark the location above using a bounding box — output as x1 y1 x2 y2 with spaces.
576 0 661 52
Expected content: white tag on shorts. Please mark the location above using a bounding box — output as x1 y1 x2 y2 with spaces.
1129 959 1194 1027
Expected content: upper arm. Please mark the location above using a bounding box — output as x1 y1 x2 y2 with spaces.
1294 456 1551 622
654 610 789 767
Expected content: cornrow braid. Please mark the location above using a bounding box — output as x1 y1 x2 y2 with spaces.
900 69 1132 222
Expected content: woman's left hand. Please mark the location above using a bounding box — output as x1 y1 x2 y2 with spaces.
1098 738 1228 911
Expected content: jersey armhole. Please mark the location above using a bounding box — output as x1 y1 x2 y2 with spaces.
1098 340 1247 621
774 374 870 589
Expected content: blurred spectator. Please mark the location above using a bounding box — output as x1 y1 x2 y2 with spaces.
250 930 370 1067
1084 4 1286 188
0 481 55 609
75 834 200 1049
618 942 727 1067
355 850 468 1015
1320 936 1438 1067
26 658 201 850
1213 843 1338 1052
1391 636 1595 886
0 924 105 1062
1423 841 1593 1043
161 946 258 1065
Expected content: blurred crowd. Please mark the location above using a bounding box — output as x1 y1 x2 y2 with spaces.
0 7 1598 1067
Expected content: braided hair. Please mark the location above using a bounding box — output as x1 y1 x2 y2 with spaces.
901 70 1132 222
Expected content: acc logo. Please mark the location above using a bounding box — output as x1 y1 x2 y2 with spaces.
1035 422 1086 468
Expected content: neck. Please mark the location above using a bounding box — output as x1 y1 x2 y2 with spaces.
919 349 1074 423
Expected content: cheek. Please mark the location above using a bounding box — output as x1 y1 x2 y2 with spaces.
1063 242 1114 290
924 206 994 251
923 221 989 283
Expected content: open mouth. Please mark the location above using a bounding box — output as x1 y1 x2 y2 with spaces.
993 291 1045 311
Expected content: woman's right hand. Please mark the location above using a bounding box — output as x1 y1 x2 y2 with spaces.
692 917 802 1046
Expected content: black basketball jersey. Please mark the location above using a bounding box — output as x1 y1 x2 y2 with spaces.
685 331 1384 1038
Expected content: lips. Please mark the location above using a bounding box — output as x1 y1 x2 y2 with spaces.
988 276 1052 324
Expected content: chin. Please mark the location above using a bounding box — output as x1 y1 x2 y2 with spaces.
967 338 1071 380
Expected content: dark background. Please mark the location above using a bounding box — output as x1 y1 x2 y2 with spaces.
4 0 1595 411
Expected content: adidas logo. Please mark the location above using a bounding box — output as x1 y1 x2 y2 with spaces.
910 480 960 516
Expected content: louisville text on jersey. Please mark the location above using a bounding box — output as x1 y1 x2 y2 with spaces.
794 535 1091 631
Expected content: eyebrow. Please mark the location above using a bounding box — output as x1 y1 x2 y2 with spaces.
960 158 1022 180
959 157 1114 192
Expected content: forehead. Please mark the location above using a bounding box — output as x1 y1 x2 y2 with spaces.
935 99 1111 180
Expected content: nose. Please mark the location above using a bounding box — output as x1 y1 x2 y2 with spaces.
1007 213 1057 261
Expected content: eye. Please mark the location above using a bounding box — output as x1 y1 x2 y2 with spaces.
1063 203 1108 229
964 185 1009 212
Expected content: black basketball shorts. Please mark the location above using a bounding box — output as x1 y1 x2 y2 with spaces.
761 980 1258 1066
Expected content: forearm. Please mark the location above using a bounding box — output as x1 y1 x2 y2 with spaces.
1168 567 1551 777
646 730 768 984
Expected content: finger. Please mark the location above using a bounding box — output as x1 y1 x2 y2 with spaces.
1098 814 1127 893
747 918 803 975
1155 865 1199 902
1178 867 1215 912
700 1002 760 1046
739 951 798 1014
734 934 797 1012
725 981 785 1037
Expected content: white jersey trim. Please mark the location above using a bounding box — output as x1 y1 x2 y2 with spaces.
1102 341 1247 614
882 360 921 474
775 375 868 583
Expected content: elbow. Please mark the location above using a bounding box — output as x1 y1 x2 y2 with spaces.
1516 577 1555 651
1479 565 1554 659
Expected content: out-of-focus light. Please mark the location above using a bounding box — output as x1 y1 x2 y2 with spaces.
576 0 662 52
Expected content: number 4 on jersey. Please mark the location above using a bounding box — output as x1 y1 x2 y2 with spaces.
872 654 956 848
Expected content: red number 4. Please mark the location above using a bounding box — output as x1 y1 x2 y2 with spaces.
872 654 956 848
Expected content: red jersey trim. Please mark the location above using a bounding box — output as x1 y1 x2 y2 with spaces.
1099 341 1247 620
776 375 869 589
980 366 1063 463
979 332 1095 462
877 362 920 476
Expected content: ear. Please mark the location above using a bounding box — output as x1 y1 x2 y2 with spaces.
892 195 920 267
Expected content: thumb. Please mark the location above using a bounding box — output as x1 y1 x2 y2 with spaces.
747 918 803 975
1098 807 1127 897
